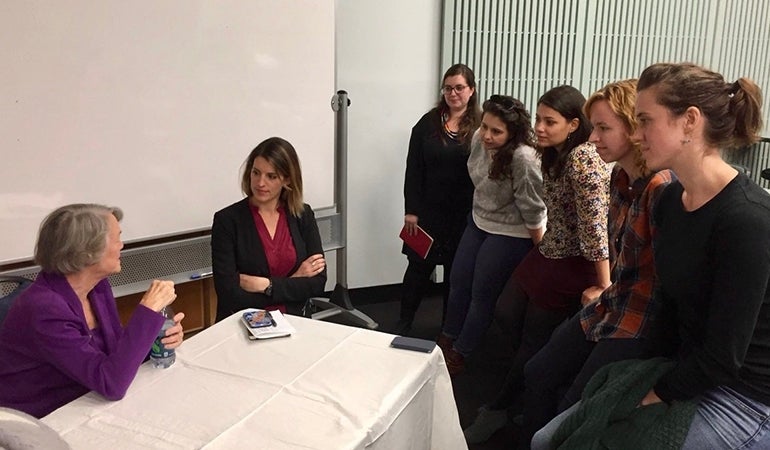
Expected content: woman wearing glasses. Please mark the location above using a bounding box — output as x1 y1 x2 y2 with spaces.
398 64 481 335
438 95 546 375
464 85 610 445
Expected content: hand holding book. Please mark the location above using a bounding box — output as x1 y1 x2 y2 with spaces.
399 223 434 259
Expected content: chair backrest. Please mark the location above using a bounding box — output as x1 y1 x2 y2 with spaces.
0 276 33 327
0 407 71 449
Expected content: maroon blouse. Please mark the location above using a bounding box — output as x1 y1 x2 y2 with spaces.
249 204 297 311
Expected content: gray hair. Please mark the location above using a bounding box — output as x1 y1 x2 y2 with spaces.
34 204 123 274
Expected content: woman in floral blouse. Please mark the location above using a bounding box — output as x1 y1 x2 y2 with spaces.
464 85 610 445
523 79 674 447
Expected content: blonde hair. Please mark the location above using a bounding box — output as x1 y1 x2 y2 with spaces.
584 79 650 177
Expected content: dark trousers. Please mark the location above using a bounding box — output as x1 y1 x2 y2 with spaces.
443 219 533 356
488 277 573 410
520 313 657 445
400 256 452 325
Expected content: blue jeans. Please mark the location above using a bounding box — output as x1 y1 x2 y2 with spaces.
531 387 770 450
442 217 533 356
530 401 579 450
682 386 770 449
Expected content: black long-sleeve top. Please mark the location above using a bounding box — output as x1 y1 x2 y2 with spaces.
403 109 474 263
653 174 770 405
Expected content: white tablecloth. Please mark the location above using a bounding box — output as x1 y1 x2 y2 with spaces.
42 312 467 450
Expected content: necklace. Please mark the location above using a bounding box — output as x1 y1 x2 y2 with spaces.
442 112 460 140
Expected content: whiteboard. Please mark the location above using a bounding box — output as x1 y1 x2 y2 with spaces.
0 1 335 264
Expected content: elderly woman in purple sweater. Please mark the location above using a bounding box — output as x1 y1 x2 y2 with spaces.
0 204 184 418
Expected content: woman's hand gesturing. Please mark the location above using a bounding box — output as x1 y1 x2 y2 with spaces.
139 280 176 313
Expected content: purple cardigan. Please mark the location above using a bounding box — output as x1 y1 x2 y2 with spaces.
0 272 163 418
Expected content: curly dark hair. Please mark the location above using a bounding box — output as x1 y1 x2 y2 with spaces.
482 95 537 180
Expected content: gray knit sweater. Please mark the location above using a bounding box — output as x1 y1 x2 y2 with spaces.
467 132 547 238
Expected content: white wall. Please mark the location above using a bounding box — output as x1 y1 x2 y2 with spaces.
335 0 443 288
0 1 335 264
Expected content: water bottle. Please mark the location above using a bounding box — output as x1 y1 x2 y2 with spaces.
150 306 176 368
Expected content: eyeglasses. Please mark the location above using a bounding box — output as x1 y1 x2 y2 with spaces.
488 94 517 111
441 85 469 95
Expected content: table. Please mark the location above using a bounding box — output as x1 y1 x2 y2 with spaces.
42 312 467 450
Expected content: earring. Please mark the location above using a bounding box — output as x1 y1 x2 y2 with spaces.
681 137 691 145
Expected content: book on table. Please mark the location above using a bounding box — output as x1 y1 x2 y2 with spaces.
399 224 434 259
240 308 295 340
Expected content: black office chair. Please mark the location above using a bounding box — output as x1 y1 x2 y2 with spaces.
303 284 379 330
0 276 33 326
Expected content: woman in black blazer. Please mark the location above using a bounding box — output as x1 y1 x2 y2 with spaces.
212 137 326 322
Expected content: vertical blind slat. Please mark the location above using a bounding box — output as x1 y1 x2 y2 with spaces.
442 0 770 134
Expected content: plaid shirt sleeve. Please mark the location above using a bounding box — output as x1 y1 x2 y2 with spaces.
580 169 675 340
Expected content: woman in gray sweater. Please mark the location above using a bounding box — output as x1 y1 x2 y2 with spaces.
438 95 546 375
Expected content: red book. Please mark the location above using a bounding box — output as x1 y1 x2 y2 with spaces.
399 224 434 259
